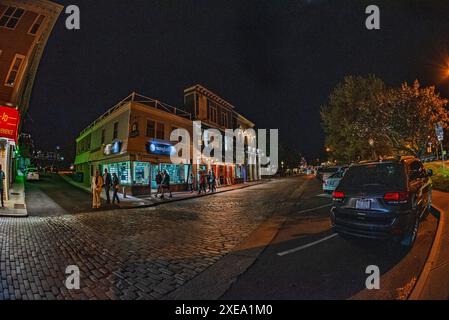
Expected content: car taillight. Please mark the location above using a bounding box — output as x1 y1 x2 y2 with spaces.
384 192 409 203
332 191 345 200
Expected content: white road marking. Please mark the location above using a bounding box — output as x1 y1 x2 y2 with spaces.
297 203 332 214
316 193 332 198
277 233 338 257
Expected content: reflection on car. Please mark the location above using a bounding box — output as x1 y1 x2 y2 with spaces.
323 171 345 193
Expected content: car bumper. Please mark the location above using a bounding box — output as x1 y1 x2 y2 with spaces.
330 207 415 239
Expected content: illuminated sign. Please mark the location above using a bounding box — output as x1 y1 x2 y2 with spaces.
0 106 20 144
146 141 175 156
104 140 122 155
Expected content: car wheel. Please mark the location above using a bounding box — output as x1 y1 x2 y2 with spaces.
401 216 419 248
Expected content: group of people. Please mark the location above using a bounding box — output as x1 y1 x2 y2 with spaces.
188 170 216 194
91 169 121 209
91 167 218 208
154 170 172 199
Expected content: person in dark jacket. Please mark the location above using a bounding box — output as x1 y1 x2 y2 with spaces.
155 170 163 197
208 170 216 193
112 173 120 205
161 170 172 199
0 165 5 207
198 171 207 194
103 168 112 204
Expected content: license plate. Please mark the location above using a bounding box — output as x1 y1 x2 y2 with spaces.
356 199 371 210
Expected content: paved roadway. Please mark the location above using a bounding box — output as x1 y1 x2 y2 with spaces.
0 175 437 299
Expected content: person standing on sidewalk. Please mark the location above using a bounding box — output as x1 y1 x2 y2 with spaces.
103 168 112 204
188 172 195 193
91 170 104 209
161 170 172 199
155 170 163 197
112 173 120 205
0 165 5 208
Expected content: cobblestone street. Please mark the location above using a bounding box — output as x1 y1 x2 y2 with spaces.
0 178 305 300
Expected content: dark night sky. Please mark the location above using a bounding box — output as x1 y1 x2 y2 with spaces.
24 0 449 162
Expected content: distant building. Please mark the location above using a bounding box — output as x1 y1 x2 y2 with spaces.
0 0 63 198
75 86 261 195
184 85 260 184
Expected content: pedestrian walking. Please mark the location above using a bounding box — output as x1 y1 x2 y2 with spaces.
206 170 211 192
188 172 195 193
0 165 5 208
209 170 216 193
198 171 207 194
112 173 120 205
155 170 163 197
91 170 104 209
161 170 172 199
103 168 112 204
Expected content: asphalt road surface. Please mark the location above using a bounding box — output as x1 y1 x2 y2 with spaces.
221 175 438 300
14 174 437 299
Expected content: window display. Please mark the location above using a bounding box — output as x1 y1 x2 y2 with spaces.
102 161 131 185
133 162 150 185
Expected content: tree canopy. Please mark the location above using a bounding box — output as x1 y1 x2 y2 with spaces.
321 76 449 162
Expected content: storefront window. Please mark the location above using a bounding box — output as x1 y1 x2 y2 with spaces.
160 163 188 184
102 161 131 185
133 162 150 185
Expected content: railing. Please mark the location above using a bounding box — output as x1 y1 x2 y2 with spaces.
80 92 192 136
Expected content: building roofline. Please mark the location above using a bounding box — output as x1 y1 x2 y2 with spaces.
78 92 192 138
184 84 235 110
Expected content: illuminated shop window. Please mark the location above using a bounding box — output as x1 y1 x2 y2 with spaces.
133 162 150 185
102 162 131 185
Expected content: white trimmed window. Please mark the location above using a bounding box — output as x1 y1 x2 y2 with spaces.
0 7 25 29
5 54 25 87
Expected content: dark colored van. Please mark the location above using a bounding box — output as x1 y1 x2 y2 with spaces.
330 157 433 247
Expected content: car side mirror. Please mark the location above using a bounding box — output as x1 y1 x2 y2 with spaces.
427 169 433 177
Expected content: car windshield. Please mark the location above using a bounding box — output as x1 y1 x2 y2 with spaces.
338 163 405 191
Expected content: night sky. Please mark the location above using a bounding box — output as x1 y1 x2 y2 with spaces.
24 0 449 163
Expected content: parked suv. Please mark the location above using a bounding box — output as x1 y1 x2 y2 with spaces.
330 156 432 247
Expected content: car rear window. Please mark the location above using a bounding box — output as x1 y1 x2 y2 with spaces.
338 163 405 191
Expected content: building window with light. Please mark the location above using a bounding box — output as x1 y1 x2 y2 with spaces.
0 7 25 29
28 14 45 35
5 54 25 87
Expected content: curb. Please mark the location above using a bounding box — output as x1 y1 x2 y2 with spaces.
408 203 445 300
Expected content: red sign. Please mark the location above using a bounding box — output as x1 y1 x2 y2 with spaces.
0 106 20 144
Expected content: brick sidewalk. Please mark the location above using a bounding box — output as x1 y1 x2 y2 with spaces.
0 176 27 217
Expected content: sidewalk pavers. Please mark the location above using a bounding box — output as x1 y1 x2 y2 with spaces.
0 176 27 217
